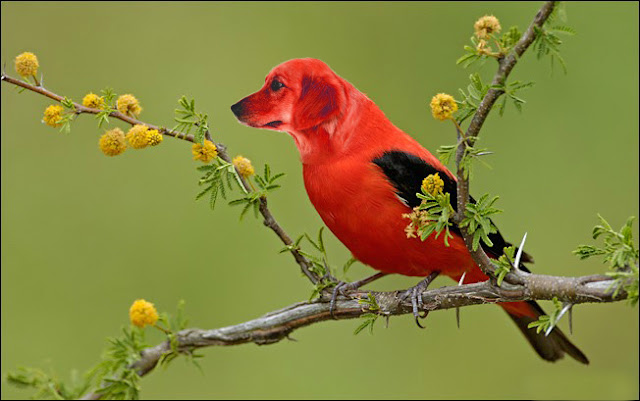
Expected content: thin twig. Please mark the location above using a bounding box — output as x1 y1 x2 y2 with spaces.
1 72 320 285
454 1 558 282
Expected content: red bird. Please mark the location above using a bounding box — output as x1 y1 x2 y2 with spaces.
231 58 588 364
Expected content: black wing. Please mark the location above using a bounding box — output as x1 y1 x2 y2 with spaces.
372 150 533 263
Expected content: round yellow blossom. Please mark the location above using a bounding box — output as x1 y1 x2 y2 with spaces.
232 155 255 177
422 173 445 196
82 92 105 110
146 129 163 146
430 93 458 121
15 52 39 78
129 299 158 328
116 94 142 116
43 104 64 127
99 128 127 157
192 140 218 163
125 124 151 149
474 15 501 39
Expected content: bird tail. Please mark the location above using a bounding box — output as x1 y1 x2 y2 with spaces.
502 300 589 364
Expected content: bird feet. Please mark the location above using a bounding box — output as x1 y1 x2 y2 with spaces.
399 272 440 328
328 272 387 318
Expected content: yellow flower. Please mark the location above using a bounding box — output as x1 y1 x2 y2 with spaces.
43 104 64 127
99 128 127 157
126 124 150 149
402 206 431 239
129 299 158 328
430 93 458 121
146 129 163 146
15 52 39 78
422 173 445 196
82 93 105 110
192 140 218 163
474 15 501 39
232 155 255 177
117 94 142 116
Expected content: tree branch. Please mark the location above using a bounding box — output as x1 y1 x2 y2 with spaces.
126 272 623 377
454 1 557 281
1 72 321 285
3 4 635 399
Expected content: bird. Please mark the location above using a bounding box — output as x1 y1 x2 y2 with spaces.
231 57 588 364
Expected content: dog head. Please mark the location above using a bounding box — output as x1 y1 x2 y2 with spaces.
231 58 348 134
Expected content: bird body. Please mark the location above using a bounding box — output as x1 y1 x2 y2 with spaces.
231 58 588 364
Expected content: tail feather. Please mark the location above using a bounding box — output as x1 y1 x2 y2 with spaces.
507 301 589 364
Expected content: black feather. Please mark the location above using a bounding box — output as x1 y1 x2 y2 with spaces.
372 150 532 263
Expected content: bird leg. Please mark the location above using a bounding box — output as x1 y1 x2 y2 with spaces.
400 272 440 328
329 272 388 318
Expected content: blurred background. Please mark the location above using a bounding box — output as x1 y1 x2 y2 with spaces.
2 2 638 399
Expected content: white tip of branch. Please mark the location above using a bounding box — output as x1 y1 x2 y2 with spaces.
458 272 467 286
513 232 528 269
545 302 572 337
568 305 573 334
456 272 466 329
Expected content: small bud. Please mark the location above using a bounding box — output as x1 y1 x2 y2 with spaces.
232 155 255 178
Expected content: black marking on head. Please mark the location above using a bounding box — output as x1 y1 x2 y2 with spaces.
372 150 533 263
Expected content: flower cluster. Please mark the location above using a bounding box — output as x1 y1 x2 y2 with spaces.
430 93 458 121
421 173 445 196
116 94 142 117
402 207 431 239
146 129 163 146
43 104 64 127
474 15 501 40
474 15 502 55
232 155 255 177
99 128 127 157
192 140 218 163
129 299 158 328
14 52 39 78
82 93 105 110
124 124 162 149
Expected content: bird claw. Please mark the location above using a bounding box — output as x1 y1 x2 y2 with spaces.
328 272 388 319
329 281 355 319
400 272 439 329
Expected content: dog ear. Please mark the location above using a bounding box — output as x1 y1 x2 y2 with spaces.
294 76 341 131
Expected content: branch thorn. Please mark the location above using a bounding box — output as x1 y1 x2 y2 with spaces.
513 232 528 270
456 272 466 329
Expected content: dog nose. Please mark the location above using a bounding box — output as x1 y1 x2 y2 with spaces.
231 101 244 117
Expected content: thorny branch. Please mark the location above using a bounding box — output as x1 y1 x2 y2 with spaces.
1 72 320 285
454 1 557 283
2 3 634 399
133 274 623 378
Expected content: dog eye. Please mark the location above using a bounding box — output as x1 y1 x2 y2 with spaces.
270 79 284 92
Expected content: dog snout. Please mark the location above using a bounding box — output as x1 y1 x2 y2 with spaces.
231 100 245 118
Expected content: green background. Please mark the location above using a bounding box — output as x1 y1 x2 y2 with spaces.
2 2 638 399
